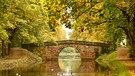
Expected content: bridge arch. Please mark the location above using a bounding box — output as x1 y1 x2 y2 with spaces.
57 45 82 58
22 40 112 61
58 47 81 72
58 46 81 59
42 40 112 61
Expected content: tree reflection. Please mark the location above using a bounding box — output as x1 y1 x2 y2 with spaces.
58 47 81 73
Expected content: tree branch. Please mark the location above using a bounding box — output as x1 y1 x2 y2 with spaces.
75 2 100 20
117 26 134 42
117 7 130 22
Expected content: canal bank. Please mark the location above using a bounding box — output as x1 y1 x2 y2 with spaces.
116 47 135 75
0 48 42 70
0 47 135 76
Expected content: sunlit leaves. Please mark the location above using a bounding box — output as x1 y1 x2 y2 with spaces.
0 29 8 40
98 1 135 58
64 0 105 41
0 0 134 48
91 2 103 10
90 23 106 42
5 21 15 29
66 0 135 46
0 0 55 48
55 25 67 40
70 26 91 41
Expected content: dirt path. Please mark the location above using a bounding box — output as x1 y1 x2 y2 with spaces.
116 47 135 75
116 47 131 60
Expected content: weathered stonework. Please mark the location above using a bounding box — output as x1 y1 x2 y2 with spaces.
22 40 112 60
42 40 111 60
43 45 97 60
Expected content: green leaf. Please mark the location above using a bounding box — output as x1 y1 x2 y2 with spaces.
0 29 8 40
6 21 15 29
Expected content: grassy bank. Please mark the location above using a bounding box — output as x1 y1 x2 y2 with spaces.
0 48 42 70
96 51 131 76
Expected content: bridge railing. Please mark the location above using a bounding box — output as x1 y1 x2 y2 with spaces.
22 40 115 58
44 40 112 47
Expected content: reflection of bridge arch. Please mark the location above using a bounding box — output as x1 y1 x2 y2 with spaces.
42 60 96 73
42 40 112 60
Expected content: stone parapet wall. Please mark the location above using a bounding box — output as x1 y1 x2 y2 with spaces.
42 44 102 60
22 40 112 60
0 48 42 70
44 40 112 47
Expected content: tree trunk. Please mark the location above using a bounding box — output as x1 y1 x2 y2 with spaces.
131 24 135 59
7 43 11 55
118 26 135 59
1 40 6 58
6 28 18 55
131 16 135 59
130 42 135 60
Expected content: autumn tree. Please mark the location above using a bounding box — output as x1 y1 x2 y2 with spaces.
61 0 106 41
102 0 135 58
58 0 135 58
0 0 52 57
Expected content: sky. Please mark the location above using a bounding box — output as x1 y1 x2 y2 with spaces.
61 6 73 40
62 24 73 40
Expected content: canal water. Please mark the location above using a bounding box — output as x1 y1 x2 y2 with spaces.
0 60 131 76
0 60 115 76
0 47 131 76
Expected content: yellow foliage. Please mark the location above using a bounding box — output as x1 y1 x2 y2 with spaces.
55 25 67 40
92 2 103 10
70 23 107 42
70 27 91 41
116 1 130 10
90 23 107 42
78 13 89 21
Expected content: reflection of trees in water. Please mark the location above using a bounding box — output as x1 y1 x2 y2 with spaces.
59 55 81 59
42 61 95 73
58 47 81 72
58 59 81 72
42 61 61 72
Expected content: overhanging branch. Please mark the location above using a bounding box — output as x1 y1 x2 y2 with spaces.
75 2 101 20
117 26 134 42
116 7 130 22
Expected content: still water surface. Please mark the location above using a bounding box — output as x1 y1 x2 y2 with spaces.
0 60 113 76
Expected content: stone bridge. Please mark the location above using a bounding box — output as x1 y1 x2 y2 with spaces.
42 40 112 60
